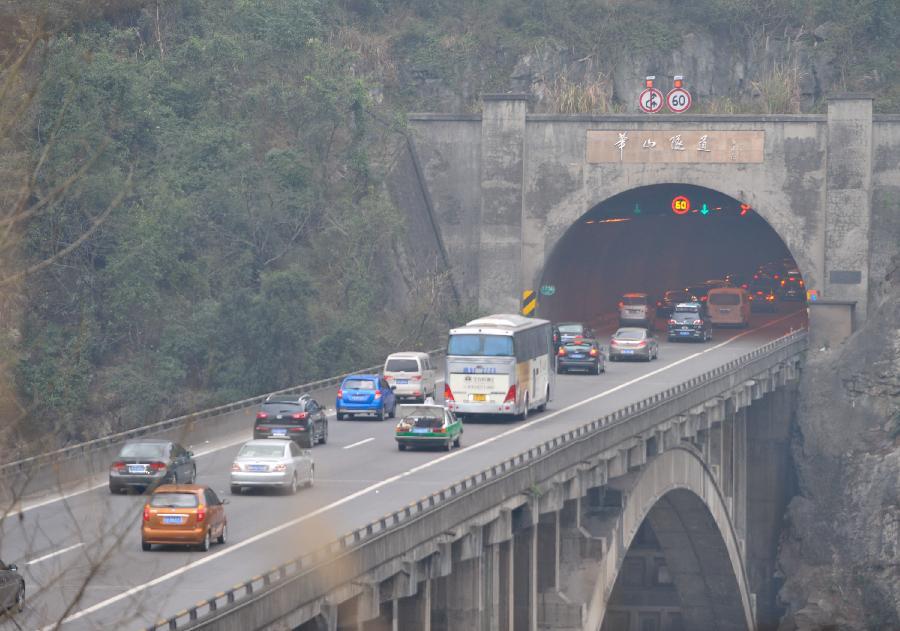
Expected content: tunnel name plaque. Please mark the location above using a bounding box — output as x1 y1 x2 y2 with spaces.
586 130 765 164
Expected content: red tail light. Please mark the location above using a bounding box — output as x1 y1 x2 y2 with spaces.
197 505 206 522
610 339 619 346
255 426 264 431
668 319 676 325
433 427 446 433
693 320 703 325
753 274 759 279
412 375 422 381
256 411 268 420
756 291 763 295
374 390 382 399
799 280 804 286
291 412 308 420
773 274 780 279
503 385 517 404
273 464 287 472
149 462 166 471
656 301 662 307
111 461 126 472
701 296 708 301
589 348 598 357
557 347 566 356
618 301 624 308
290 426 305 431
337 389 343 398
143 505 150 522
636 341 647 348
231 463 241 472
444 383 454 402
781 280 786 286
741 283 749 289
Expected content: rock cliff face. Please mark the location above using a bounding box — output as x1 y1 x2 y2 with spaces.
777 258 900 630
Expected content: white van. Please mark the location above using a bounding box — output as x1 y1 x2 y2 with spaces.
706 287 751 327
383 352 437 403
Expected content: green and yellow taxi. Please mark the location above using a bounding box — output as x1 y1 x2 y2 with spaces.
394 404 463 451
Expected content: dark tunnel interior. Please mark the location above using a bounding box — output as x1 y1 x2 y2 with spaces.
538 184 807 325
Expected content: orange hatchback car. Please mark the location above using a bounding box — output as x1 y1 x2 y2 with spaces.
141 485 228 552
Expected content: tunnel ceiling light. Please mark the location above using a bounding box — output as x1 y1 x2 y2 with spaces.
597 218 630 223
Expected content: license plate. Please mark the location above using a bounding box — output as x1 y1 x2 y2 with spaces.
397 379 409 384
719 308 731 313
413 427 430 434
570 353 585 358
679 331 691 336
248 464 267 472
621 349 635 354
472 393 486 402
352 394 367 400
162 515 184 525
271 428 287 436
127 465 146 474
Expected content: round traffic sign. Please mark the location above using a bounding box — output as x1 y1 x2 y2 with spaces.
666 87 692 113
671 195 691 215
638 87 664 113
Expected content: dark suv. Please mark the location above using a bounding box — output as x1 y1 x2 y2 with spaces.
780 270 805 301
254 395 328 448
667 302 712 342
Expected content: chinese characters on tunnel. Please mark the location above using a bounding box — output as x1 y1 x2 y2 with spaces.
585 130 765 163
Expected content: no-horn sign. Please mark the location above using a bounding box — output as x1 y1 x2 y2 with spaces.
638 87 664 113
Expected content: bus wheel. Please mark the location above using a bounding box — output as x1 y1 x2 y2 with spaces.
536 386 549 412
519 397 529 421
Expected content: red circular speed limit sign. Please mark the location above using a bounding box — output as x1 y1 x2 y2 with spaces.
666 87 692 113
638 87 664 113
671 195 691 215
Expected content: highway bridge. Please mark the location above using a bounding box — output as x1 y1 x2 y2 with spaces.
0 306 806 630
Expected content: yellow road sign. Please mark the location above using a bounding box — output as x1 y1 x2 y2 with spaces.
521 290 537 316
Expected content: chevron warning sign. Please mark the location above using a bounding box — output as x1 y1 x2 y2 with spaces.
521 290 537 316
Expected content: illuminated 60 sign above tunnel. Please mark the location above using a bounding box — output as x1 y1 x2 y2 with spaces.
671 195 691 215
670 195 753 216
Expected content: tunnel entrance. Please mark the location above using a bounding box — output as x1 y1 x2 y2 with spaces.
538 184 809 329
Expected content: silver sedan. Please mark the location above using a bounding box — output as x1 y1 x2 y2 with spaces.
608 327 659 362
230 439 314 495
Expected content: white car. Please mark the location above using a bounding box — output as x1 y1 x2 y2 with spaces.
230 439 314 495
383 352 437 402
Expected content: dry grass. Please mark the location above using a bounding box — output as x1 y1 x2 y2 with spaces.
541 72 621 114
752 61 804 114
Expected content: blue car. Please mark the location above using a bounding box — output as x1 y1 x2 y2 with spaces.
336 374 397 421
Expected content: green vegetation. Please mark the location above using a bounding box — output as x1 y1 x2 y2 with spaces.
8 0 900 446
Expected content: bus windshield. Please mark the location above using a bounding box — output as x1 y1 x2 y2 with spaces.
447 334 514 357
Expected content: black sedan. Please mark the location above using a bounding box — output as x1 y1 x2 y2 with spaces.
254 394 328 448
667 302 712 342
556 338 605 375
109 439 197 493
748 279 779 312
0 560 24 614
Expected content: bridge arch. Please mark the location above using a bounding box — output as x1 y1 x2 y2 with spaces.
583 446 755 631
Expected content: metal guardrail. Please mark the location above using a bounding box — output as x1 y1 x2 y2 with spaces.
0 349 445 478
146 330 808 631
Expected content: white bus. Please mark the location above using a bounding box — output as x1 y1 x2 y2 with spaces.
444 314 554 419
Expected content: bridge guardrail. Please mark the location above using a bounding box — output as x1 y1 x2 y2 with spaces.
147 330 807 631
0 349 445 482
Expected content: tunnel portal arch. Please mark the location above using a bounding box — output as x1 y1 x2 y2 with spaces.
581 446 755 631
536 183 810 324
